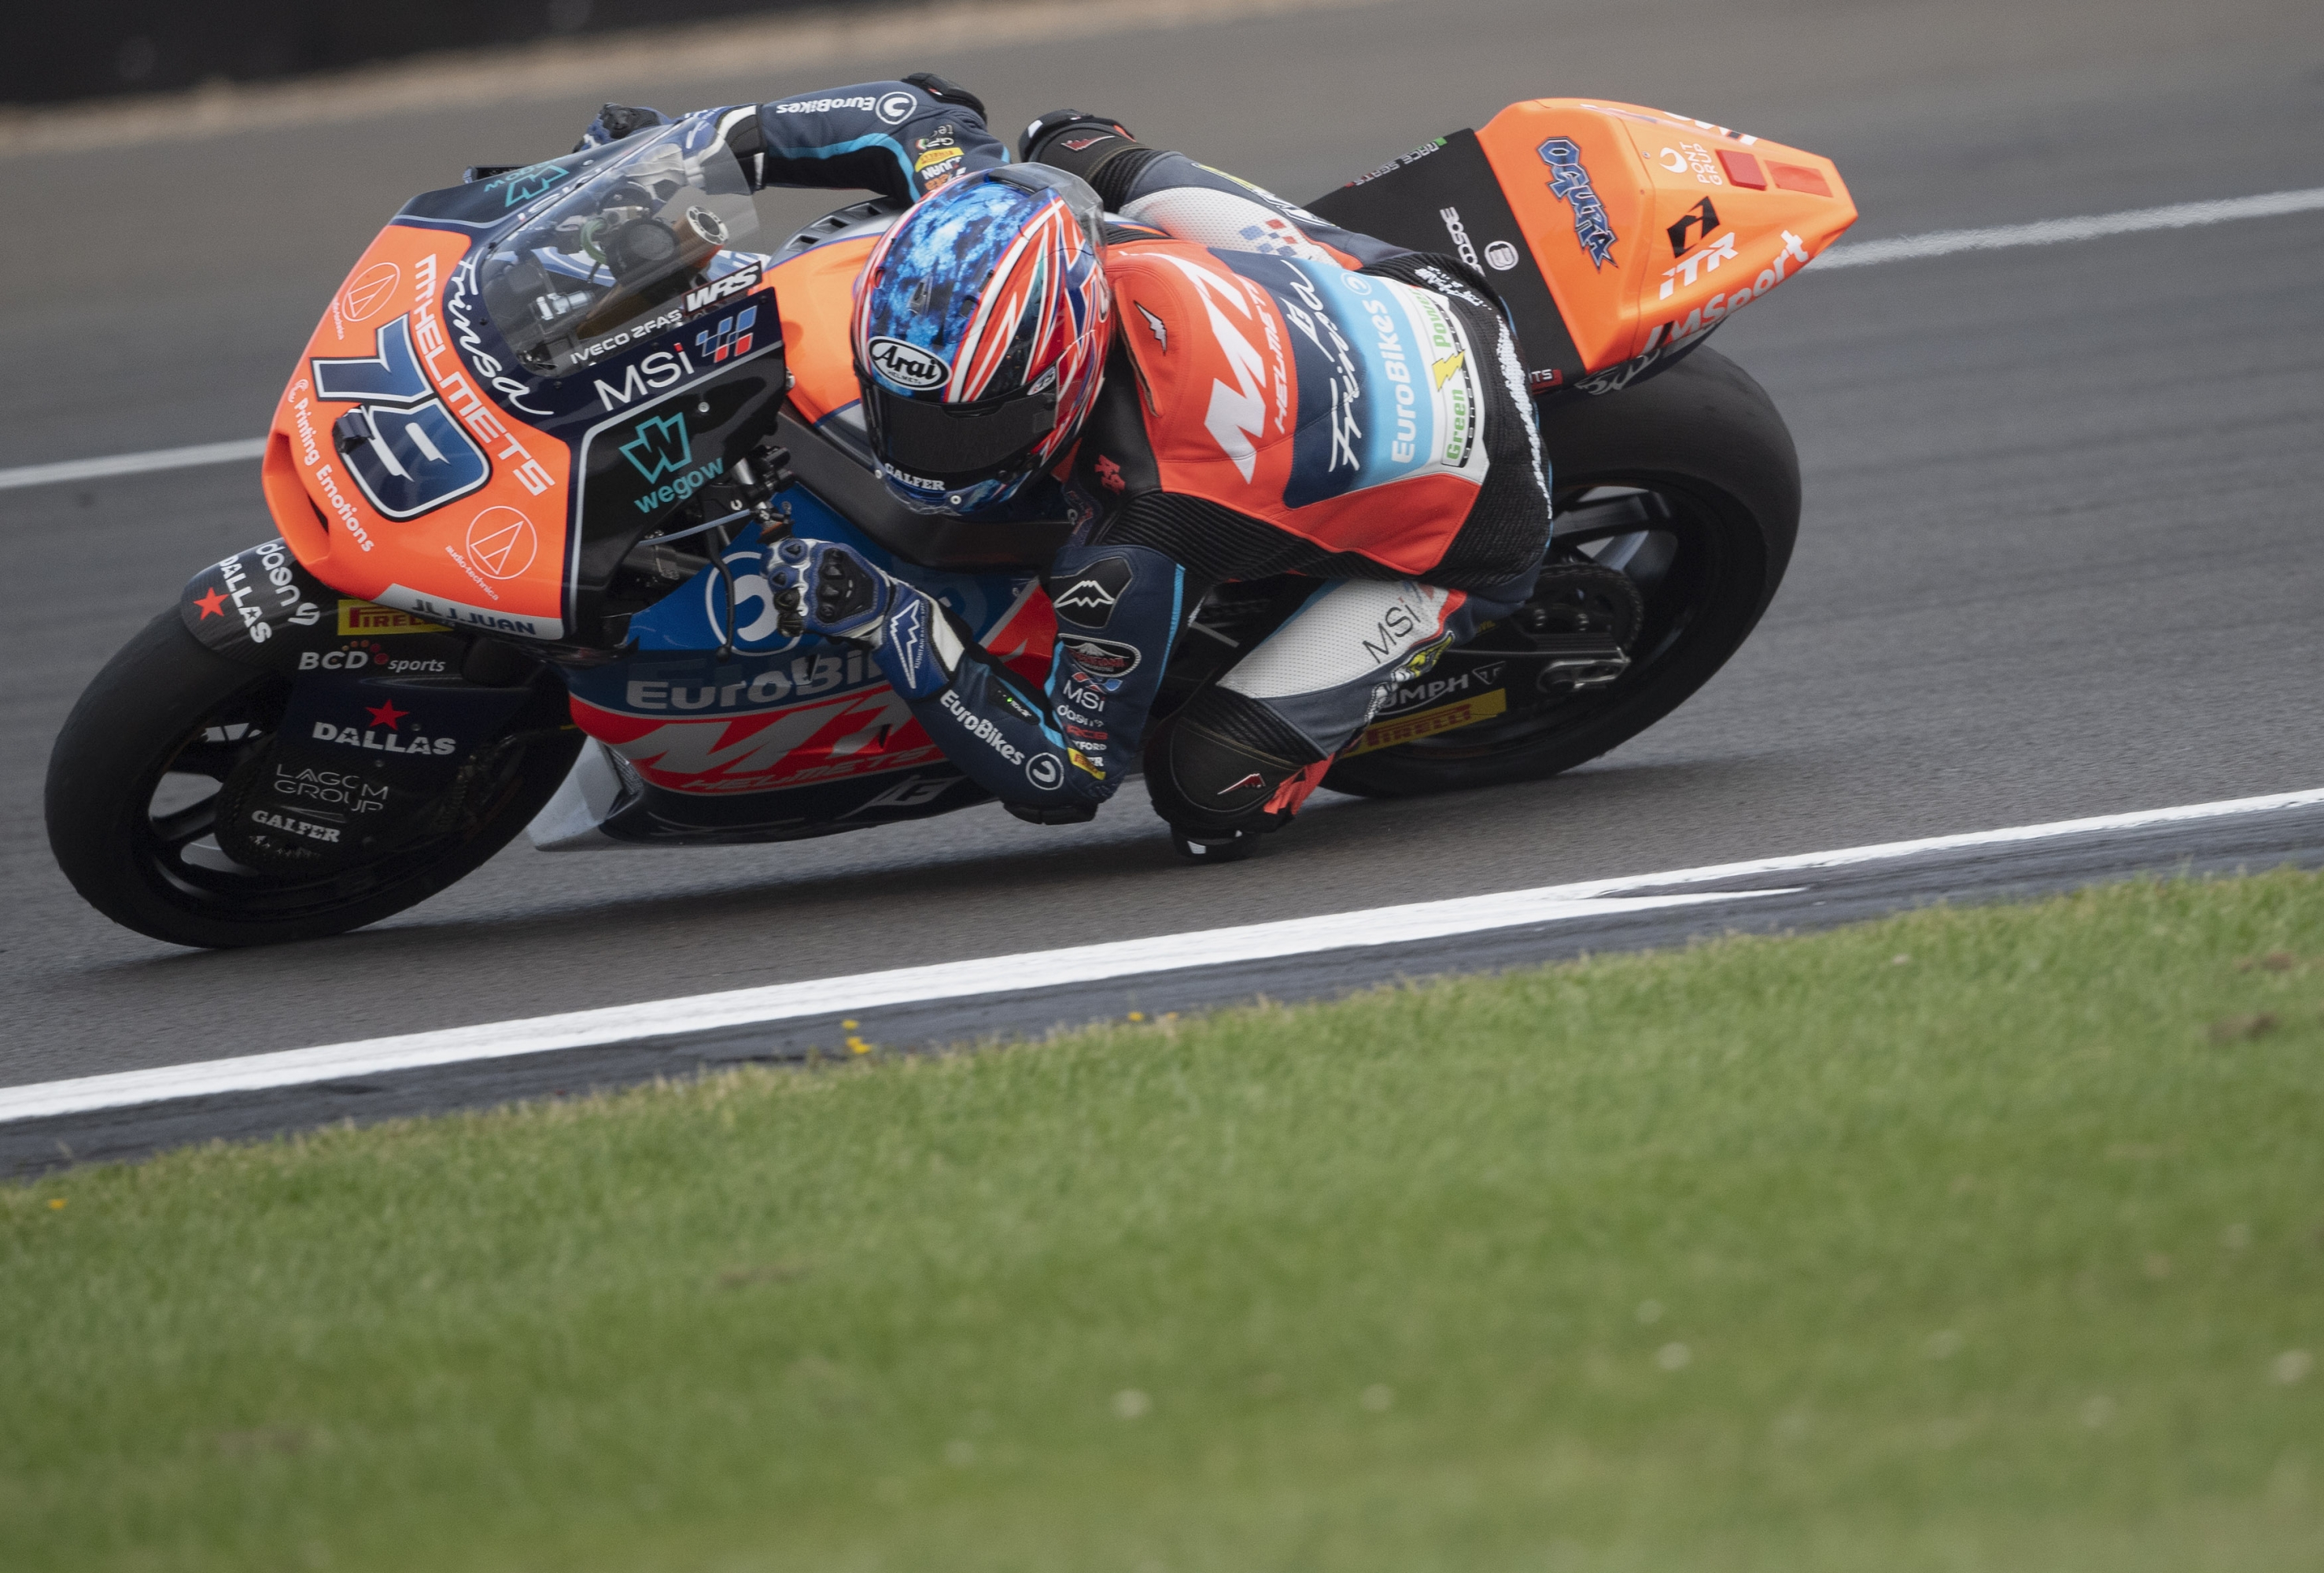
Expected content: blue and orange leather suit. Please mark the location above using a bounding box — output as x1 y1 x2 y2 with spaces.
588 83 1553 834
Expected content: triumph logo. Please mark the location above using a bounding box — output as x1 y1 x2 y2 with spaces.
866 336 949 391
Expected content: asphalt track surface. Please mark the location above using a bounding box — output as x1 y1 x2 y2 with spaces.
2 0 2321 1108
9 791 2322 1175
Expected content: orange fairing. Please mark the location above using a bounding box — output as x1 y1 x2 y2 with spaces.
266 226 574 640
772 237 878 424
1474 100 1856 375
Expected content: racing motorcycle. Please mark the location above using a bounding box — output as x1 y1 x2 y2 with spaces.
45 98 1855 948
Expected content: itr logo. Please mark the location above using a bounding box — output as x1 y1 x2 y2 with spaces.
621 414 692 482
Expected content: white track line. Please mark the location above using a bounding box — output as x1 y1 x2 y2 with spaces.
0 437 266 494
1815 186 2324 268
13 184 2322 495
2 890 1778 1124
6 784 2321 1125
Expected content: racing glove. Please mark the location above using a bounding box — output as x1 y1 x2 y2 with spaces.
1020 110 1157 205
767 538 902 647
574 103 673 151
902 71 987 120
768 539 972 702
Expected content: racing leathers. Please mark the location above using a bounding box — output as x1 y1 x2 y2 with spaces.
612 83 1553 836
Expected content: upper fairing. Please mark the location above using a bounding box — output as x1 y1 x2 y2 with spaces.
262 110 789 645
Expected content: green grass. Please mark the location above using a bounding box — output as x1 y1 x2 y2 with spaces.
6 872 2324 1571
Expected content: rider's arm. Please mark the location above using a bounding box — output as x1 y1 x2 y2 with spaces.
740 76 1005 201
1020 112 1407 267
773 539 1197 820
575 77 1005 202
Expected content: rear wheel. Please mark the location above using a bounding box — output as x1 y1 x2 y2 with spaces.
1325 346 1799 798
45 610 581 949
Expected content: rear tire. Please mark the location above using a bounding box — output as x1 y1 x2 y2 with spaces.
1325 346 1799 798
45 610 581 949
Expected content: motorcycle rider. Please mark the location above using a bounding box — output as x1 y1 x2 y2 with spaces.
583 76 1551 856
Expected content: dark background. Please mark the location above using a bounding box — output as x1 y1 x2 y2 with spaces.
6 1 828 104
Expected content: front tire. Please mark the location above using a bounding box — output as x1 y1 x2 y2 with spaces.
45 611 581 949
1325 346 1800 798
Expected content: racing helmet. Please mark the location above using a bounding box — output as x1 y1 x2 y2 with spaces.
850 164 1112 514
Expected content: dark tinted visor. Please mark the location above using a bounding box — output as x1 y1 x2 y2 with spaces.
860 380 1057 483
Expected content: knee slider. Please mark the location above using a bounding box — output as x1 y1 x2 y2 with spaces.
1143 687 1322 835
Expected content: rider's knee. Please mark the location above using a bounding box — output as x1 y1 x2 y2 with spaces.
1142 685 1327 835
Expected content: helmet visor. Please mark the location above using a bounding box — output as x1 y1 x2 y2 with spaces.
860 380 1058 484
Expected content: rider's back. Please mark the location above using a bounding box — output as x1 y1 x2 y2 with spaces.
1068 234 1547 588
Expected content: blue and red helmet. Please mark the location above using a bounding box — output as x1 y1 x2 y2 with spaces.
851 164 1112 514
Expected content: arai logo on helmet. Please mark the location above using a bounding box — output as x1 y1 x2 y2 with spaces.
868 337 950 391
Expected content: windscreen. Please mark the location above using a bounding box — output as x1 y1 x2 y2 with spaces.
478 122 766 378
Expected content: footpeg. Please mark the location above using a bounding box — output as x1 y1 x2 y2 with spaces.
1535 642 1630 693
1513 562 1643 693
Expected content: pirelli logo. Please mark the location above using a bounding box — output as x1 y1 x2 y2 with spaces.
336 599 447 636
1344 687 1507 757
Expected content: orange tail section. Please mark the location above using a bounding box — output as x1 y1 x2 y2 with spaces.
1310 101 1854 395
1475 100 1856 384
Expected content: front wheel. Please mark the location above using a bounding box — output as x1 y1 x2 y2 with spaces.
1325 346 1800 798
45 610 581 949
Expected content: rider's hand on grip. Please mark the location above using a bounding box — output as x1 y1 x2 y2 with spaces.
574 103 673 152
768 538 896 647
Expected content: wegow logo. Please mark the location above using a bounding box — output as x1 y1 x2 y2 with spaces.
867 336 950 391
